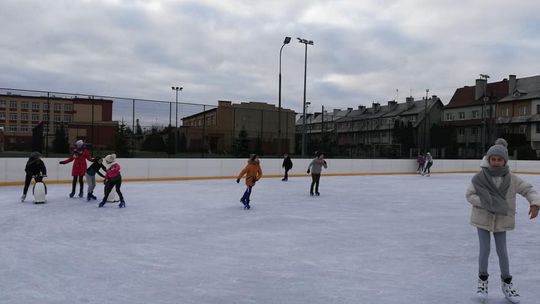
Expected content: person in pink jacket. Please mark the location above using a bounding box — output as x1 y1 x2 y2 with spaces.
98 154 125 208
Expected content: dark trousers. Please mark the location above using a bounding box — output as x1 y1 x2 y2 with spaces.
423 162 433 174
23 174 34 195
102 177 124 203
417 163 424 172
241 186 253 203
310 173 321 194
284 168 290 179
71 176 84 194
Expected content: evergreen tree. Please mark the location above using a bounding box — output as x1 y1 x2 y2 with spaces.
141 130 166 152
114 122 131 157
135 119 143 136
232 128 250 157
166 131 177 155
52 124 69 153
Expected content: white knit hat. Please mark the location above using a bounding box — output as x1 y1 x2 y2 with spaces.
104 154 116 164
75 140 84 147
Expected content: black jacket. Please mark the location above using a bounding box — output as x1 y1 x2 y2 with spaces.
86 162 106 177
25 158 47 176
282 157 293 170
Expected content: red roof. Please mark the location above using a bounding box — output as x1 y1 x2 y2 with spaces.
445 80 508 109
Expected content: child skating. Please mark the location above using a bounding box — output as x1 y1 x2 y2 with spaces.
282 153 293 181
236 154 262 210
422 152 433 176
86 156 106 201
98 154 126 208
307 152 327 196
416 153 425 174
466 142 540 303
21 152 47 202
59 140 93 198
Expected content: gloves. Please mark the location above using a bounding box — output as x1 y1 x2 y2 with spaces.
59 161 64 164
324 161 327 165
236 178 240 183
307 169 310 174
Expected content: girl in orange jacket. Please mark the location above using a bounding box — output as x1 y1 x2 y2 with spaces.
236 154 263 209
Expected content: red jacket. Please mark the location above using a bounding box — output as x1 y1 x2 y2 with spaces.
105 163 121 179
61 148 93 176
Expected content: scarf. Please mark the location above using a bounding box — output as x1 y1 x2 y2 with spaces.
471 166 511 215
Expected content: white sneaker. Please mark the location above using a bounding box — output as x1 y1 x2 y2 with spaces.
501 281 520 303
477 278 488 301
20 194 26 202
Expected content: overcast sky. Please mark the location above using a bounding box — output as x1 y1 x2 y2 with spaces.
1 0 540 114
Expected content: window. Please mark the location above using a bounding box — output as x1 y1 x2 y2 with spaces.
459 112 465 119
64 104 72 111
32 114 40 121
0 112 5 120
472 128 478 135
21 113 28 121
64 115 72 122
0 100 5 108
9 101 17 109
458 128 464 136
537 123 540 133
9 125 17 132
537 105 540 114
32 102 40 110
43 103 49 111
446 113 455 121
472 111 479 118
21 102 29 110
411 116 416 122
505 108 510 116
519 125 527 134
54 103 61 111
9 113 17 120
54 115 61 122
20 125 29 132
519 106 528 116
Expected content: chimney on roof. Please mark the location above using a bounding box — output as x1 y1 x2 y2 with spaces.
347 107 353 112
405 96 414 103
406 98 415 109
387 100 397 110
509 74 517 94
372 102 380 112
358 105 366 112
333 109 341 114
431 95 438 100
475 78 487 100
218 100 232 107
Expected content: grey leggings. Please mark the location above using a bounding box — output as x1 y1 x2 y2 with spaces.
86 174 96 194
477 228 511 279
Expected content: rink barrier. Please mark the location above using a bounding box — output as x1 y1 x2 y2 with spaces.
1 157 539 186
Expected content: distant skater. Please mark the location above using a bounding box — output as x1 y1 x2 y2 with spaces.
307 152 327 196
236 154 263 210
282 153 293 181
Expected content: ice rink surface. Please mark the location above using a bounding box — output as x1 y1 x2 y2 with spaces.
1 173 540 304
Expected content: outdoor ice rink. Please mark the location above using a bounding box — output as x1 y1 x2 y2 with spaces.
1 173 540 304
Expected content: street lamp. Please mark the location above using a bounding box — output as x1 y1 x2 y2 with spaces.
298 37 314 157
171 86 183 129
479 74 490 153
278 36 291 155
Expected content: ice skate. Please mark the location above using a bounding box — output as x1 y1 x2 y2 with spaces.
98 201 106 208
501 279 520 303
315 192 320 196
69 192 75 198
20 194 26 202
476 278 488 302
78 192 84 198
118 201 125 208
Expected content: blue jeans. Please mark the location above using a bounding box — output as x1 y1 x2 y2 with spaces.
241 186 252 203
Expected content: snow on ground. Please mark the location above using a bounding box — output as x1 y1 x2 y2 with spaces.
1 174 540 304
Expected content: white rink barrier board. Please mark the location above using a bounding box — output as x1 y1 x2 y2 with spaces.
0 157 539 185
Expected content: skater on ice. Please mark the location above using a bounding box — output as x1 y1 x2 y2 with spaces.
59 139 93 198
98 154 126 208
86 156 106 201
466 142 540 303
236 154 263 210
307 151 327 196
416 152 425 174
422 152 433 176
21 151 47 203
281 153 293 181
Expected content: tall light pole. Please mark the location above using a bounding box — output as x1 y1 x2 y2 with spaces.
479 74 490 154
278 36 291 155
171 86 183 129
424 89 429 152
298 37 314 157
